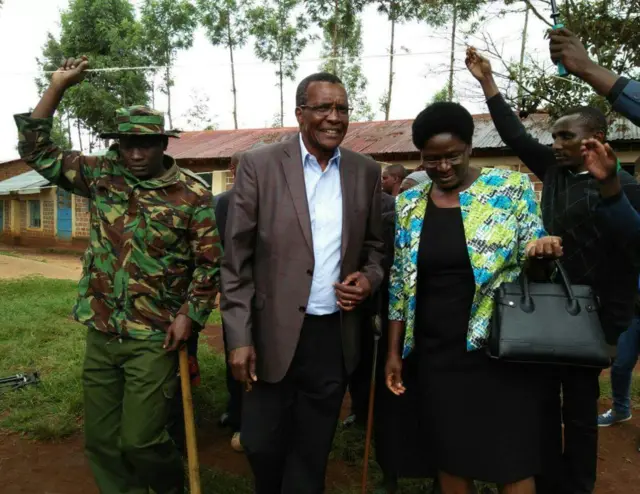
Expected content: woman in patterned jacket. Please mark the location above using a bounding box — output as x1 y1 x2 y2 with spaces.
384 102 562 494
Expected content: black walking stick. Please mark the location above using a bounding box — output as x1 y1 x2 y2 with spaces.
549 0 569 76
361 311 383 494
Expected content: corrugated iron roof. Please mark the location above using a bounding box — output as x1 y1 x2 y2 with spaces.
167 114 640 161
0 170 50 195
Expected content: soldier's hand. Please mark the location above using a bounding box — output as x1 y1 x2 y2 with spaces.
229 346 257 386
163 314 193 352
51 56 89 90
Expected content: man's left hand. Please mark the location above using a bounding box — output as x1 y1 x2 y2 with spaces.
581 138 618 182
163 314 193 352
334 272 372 312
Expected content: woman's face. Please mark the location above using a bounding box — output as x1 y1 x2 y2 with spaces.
421 133 470 190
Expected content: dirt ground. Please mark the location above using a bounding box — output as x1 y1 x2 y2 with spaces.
1 250 640 493
0 246 81 280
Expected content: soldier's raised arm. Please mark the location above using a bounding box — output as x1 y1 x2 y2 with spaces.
14 56 94 197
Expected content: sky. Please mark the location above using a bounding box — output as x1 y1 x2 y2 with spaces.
0 0 554 162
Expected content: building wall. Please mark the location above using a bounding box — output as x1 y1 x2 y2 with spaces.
74 196 91 239
0 160 30 182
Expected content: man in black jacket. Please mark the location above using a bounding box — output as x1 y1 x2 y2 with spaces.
466 47 640 494
214 152 244 451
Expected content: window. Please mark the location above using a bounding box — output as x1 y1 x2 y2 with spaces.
28 200 41 228
197 172 213 188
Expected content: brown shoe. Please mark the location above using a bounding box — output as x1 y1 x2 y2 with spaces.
230 432 243 452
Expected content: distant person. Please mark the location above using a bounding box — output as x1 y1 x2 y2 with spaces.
382 163 409 196
214 152 244 452
15 57 221 494
220 71 384 493
400 170 430 193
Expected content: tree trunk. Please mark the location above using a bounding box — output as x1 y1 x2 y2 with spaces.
279 60 284 127
228 22 239 130
166 63 173 129
77 119 83 152
448 0 458 101
331 0 339 74
517 5 530 109
151 72 156 109
385 17 396 121
66 113 72 146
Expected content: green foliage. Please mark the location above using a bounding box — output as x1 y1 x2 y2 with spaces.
198 0 251 49
140 0 198 67
198 0 253 128
507 0 640 118
313 0 373 121
140 0 197 128
431 85 456 103
36 0 150 138
51 115 73 150
248 0 312 126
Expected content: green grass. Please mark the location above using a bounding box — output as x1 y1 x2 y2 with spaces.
0 249 23 259
1 277 638 494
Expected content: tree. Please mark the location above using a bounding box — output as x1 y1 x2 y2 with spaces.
248 0 312 127
36 0 150 146
431 84 456 103
198 0 252 129
491 0 640 118
313 0 373 121
426 0 485 101
140 0 198 129
374 0 433 120
181 90 218 131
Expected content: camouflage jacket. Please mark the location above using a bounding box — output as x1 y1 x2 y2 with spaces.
15 114 222 340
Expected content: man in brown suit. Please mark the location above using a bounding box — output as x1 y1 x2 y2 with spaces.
220 72 384 493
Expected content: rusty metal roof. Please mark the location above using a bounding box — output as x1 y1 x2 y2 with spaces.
167 114 640 161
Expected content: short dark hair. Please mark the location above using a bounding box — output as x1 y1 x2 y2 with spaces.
296 72 344 107
411 102 474 150
384 163 408 180
561 106 608 136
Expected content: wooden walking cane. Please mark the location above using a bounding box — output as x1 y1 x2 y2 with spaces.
362 314 383 494
179 346 202 494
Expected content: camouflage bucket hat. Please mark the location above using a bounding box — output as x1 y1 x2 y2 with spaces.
99 105 180 139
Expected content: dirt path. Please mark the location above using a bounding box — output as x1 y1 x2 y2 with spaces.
0 248 81 280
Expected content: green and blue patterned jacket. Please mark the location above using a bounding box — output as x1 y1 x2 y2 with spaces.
389 168 546 357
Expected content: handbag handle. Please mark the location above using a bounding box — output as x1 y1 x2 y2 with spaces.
520 260 580 316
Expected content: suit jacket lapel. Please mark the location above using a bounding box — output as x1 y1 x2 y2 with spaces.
281 136 313 252
340 149 355 260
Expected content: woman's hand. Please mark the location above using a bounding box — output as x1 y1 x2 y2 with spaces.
385 353 406 396
525 236 563 259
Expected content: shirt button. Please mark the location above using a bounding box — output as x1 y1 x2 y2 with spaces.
298 306 306 313
306 269 313 276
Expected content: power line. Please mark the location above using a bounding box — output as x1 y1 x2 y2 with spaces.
5 50 454 77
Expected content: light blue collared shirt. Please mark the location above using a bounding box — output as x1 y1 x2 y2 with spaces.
299 134 343 315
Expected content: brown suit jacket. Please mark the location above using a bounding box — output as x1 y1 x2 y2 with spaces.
220 135 385 383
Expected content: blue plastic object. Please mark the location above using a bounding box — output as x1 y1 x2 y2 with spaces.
553 22 569 77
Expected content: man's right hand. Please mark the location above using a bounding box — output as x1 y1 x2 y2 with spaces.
229 346 257 385
465 47 493 83
51 56 90 90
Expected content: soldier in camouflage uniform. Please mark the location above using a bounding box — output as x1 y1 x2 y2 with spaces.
15 56 221 494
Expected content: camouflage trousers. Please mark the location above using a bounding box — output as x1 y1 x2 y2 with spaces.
83 329 184 494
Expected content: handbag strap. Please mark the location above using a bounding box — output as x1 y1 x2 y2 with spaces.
520 260 580 315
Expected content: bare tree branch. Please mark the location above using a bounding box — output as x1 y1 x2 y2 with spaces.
522 0 553 28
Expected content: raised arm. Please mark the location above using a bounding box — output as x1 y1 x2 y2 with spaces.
15 57 94 197
465 47 556 181
549 28 640 128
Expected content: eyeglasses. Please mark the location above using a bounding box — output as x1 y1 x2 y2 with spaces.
299 104 352 117
421 152 466 168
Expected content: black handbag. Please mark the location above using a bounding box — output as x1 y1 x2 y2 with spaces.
488 260 611 368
